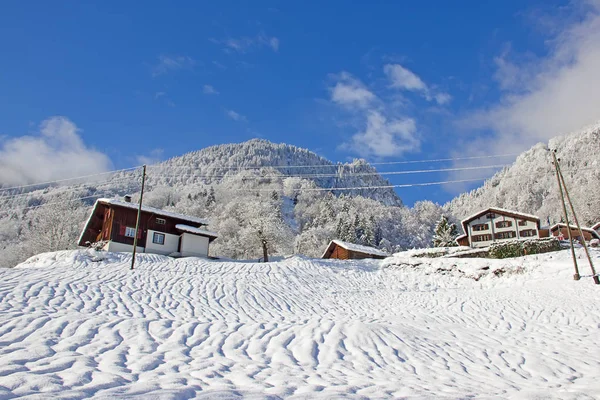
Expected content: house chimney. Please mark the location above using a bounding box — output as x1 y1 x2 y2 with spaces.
124 195 132 203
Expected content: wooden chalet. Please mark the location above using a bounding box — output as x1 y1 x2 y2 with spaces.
322 240 389 260
547 223 600 242
78 198 218 258
456 207 541 248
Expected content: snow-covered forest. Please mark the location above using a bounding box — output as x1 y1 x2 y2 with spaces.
0 139 444 267
446 122 600 225
1 123 599 267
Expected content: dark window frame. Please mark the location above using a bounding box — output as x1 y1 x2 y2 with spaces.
496 220 513 228
472 223 489 231
152 232 165 245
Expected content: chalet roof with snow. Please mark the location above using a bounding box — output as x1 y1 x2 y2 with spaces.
96 198 209 225
460 207 540 235
549 223 600 239
78 198 212 246
592 222 600 231
321 240 389 259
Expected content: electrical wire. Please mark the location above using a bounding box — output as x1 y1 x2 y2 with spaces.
144 164 509 180
145 152 520 171
0 176 141 201
0 166 141 192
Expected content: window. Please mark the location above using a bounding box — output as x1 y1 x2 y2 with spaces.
518 220 527 226
520 229 537 237
472 234 492 242
495 231 516 240
486 213 496 219
125 227 136 238
472 224 489 231
156 218 166 225
152 232 165 245
496 220 513 228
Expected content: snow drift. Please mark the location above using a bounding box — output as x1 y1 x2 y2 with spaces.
0 249 599 399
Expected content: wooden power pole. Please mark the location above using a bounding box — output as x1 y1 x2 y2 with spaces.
551 150 579 280
131 165 147 270
555 157 599 285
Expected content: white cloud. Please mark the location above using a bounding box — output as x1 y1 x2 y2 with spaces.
152 55 195 77
460 1 600 155
268 37 280 52
384 63 451 105
214 32 280 54
136 148 164 165
328 72 420 158
0 117 112 186
348 111 419 158
384 64 427 91
226 110 247 122
330 72 376 109
203 85 219 95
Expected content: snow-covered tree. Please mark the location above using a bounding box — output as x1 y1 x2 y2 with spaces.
432 216 459 247
21 195 88 256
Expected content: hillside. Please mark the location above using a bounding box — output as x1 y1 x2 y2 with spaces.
446 122 600 226
143 139 402 206
0 250 598 398
2 139 447 267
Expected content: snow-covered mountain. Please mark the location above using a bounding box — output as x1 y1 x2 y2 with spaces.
446 122 600 226
4 139 448 267
142 139 402 206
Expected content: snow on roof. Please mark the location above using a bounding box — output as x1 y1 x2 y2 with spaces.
461 207 540 226
550 223 600 237
175 224 218 238
98 198 209 225
592 222 600 231
322 240 389 258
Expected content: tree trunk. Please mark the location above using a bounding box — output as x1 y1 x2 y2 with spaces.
262 240 268 262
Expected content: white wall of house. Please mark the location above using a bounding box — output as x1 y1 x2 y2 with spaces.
467 213 539 248
104 241 145 253
145 230 180 256
180 233 209 257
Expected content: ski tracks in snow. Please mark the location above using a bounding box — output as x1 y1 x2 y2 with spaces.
0 250 599 399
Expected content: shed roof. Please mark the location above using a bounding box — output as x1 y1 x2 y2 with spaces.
549 223 600 239
321 240 389 258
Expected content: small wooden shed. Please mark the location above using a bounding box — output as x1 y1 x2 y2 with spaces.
321 240 389 260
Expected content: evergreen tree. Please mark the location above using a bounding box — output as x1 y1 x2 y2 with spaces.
432 216 459 247
206 187 216 208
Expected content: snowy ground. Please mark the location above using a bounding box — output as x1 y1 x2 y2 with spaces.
0 249 599 399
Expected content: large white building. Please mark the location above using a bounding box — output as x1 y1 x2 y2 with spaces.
456 207 541 248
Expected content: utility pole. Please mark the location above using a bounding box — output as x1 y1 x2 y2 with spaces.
551 150 579 280
555 158 599 285
131 165 147 270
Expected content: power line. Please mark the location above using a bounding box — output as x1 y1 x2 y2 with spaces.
144 164 509 180
0 166 142 193
0 176 140 201
145 152 520 171
368 153 519 166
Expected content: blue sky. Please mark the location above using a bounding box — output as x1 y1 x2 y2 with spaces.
2 0 600 206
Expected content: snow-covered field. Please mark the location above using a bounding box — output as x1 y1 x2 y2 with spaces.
0 249 599 399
